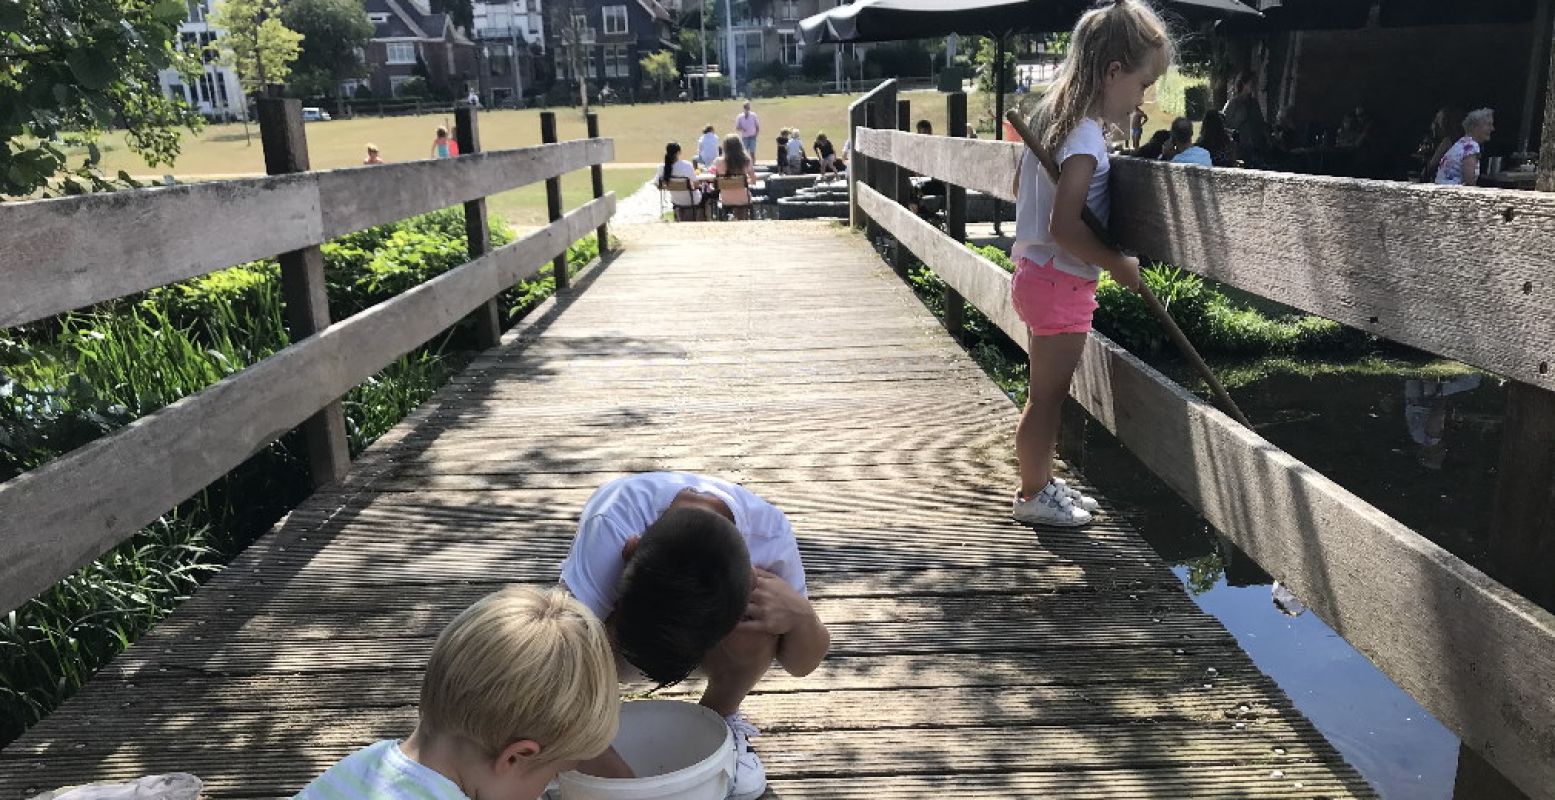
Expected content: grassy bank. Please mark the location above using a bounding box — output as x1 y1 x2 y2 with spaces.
0 210 603 745
69 94 954 177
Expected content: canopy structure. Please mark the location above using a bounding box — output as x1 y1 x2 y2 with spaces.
1217 0 1539 32
799 0 1260 45
800 0 1261 232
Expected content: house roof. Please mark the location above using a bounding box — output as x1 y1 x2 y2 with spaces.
367 0 469 42
637 0 673 22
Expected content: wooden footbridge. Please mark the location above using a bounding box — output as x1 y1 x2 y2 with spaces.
2 91 1554 799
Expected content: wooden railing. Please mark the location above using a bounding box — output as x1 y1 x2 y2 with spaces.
0 99 617 617
852 91 1555 800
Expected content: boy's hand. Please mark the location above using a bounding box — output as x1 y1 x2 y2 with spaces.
738 568 815 636
1110 254 1143 293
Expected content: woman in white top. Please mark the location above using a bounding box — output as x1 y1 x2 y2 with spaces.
658 142 701 216
696 124 721 168
1435 108 1494 186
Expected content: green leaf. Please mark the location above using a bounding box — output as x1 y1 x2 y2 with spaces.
65 46 116 91
151 0 189 24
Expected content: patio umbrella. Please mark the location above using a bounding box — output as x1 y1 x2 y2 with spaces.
801 0 1260 231
799 0 1260 45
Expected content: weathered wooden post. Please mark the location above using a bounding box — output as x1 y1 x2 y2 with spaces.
863 101 882 243
1452 23 1555 800
540 111 569 289
586 112 609 256
455 105 502 349
944 91 968 338
879 81 900 226
891 98 912 275
257 97 351 488
849 99 868 230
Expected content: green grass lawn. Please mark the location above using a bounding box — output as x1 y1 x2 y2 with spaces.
82 91 953 176
488 167 656 228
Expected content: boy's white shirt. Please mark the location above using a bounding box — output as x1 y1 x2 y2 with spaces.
560 471 808 620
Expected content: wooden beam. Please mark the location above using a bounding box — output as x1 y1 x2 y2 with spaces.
456 106 502 349
0 195 614 617
859 182 1555 799
945 92 969 338
257 98 351 488
0 177 320 330
1108 157 1555 389
849 100 868 229
541 111 568 290
854 127 1020 202
0 139 612 329
315 138 611 239
586 112 610 255
892 98 912 275
855 126 1555 387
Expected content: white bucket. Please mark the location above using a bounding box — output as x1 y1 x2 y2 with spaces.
556 700 735 800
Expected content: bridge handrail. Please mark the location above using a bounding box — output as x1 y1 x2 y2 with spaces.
0 138 611 330
854 126 1555 389
853 124 1555 800
0 105 616 616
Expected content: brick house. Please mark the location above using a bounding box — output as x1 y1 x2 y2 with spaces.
361 0 479 98
548 0 677 97
726 0 851 89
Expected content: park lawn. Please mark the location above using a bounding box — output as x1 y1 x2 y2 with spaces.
488 167 657 228
81 91 954 177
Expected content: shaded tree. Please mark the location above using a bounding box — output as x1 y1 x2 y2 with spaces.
281 0 373 111
0 0 205 196
210 0 304 92
640 50 677 101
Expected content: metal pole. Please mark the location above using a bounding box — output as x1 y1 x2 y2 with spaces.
724 0 736 96
993 34 1007 236
700 0 709 99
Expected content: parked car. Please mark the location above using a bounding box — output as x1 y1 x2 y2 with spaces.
301 107 332 122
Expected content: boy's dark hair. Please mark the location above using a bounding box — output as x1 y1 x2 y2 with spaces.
615 507 751 687
1170 117 1193 145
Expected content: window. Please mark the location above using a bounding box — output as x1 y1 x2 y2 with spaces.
390 75 413 95
572 11 594 41
604 43 630 78
777 0 799 20
602 5 629 34
368 12 390 22
386 41 417 64
778 31 801 66
186 0 205 22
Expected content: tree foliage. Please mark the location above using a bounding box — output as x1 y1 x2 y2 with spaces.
640 49 678 97
209 0 304 91
0 0 206 197
281 0 373 97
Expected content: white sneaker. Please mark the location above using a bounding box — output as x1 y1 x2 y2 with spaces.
1050 476 1100 512
1013 480 1093 527
724 712 767 800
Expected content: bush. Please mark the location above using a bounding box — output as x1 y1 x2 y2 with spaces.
748 78 779 99
784 79 823 96
1 204 581 747
751 59 791 83
397 76 430 98
801 49 833 81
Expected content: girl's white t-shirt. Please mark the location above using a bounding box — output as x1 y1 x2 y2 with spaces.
663 159 702 203
1012 117 1112 281
560 472 808 620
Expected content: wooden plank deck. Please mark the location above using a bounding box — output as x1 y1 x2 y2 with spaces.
0 221 1374 799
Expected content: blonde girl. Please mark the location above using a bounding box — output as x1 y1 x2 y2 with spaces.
1010 0 1171 527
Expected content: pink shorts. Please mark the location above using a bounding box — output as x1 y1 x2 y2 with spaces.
1011 257 1099 336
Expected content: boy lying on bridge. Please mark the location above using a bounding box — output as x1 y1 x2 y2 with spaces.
294 587 619 800
560 471 831 800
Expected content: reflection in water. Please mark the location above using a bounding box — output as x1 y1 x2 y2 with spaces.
1066 363 1501 800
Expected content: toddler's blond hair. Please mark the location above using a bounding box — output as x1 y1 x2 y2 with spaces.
419 587 618 768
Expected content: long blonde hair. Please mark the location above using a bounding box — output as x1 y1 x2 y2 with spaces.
1033 0 1173 154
